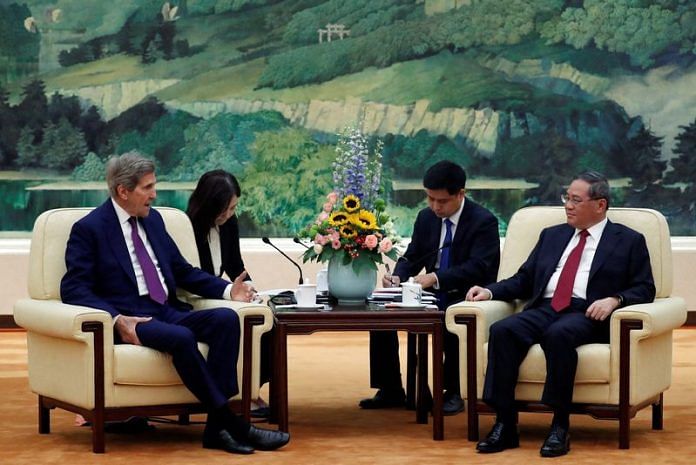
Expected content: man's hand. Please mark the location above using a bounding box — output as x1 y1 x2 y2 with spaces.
382 274 400 287
114 315 152 345
466 285 492 301
585 297 620 321
230 271 255 302
413 273 437 289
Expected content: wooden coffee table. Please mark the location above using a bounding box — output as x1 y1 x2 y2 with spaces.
268 302 445 440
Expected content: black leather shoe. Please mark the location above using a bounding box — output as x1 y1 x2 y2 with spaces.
442 391 465 416
250 406 270 419
202 427 254 454
476 422 520 453
246 425 290 451
540 425 570 457
359 388 406 409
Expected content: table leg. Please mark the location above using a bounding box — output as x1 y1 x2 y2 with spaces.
406 333 417 410
432 321 444 440
268 325 278 424
276 323 289 432
416 333 429 424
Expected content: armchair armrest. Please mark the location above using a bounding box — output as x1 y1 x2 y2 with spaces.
610 297 687 342
187 298 273 334
446 300 516 343
14 298 113 343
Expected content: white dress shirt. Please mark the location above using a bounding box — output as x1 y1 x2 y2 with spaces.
542 218 608 300
208 225 222 277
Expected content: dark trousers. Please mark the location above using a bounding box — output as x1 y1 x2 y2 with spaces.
483 299 609 420
126 301 241 410
368 327 460 394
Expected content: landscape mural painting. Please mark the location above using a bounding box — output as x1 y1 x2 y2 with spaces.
0 0 694 238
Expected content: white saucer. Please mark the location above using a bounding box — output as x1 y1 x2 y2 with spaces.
384 302 428 309
274 304 325 309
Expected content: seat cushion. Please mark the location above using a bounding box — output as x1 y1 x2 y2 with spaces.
113 343 209 386
483 342 610 384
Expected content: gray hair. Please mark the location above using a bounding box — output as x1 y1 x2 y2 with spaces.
574 170 610 208
106 151 156 197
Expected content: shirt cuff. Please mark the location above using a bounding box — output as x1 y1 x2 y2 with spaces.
113 314 121 326
485 288 493 300
222 283 233 300
433 273 441 290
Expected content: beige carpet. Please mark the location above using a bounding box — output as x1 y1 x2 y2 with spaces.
1 330 695 465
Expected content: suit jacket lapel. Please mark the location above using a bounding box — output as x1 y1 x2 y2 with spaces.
537 226 574 296
103 201 138 288
589 220 618 280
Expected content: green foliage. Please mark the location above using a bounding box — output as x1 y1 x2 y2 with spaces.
41 117 88 170
382 131 475 178
15 127 41 168
115 110 200 173
169 111 287 180
0 3 40 71
283 0 417 45
539 0 692 68
623 125 666 190
262 0 562 89
107 97 167 138
667 118 696 184
242 127 334 231
72 152 107 181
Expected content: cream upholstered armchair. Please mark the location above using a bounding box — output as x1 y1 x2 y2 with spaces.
445 206 686 449
13 207 273 453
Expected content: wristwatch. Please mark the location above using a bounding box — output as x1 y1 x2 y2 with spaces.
614 294 624 307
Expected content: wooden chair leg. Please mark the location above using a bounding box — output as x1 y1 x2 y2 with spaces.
92 418 105 454
38 396 50 434
406 333 417 410
652 393 664 430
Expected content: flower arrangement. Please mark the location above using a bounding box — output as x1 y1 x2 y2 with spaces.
299 127 399 273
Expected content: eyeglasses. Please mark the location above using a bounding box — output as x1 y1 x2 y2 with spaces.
561 194 603 206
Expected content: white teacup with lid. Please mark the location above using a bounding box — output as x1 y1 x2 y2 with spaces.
295 280 317 307
401 278 422 306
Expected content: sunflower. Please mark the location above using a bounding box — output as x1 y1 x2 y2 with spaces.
329 211 349 226
343 194 360 213
339 224 358 239
355 210 377 230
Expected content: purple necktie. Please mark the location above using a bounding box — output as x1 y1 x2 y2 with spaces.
551 230 589 312
128 217 167 305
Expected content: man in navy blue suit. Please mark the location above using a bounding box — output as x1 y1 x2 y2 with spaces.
60 152 289 455
466 171 655 457
360 161 500 415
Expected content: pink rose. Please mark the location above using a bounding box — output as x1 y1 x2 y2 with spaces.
313 244 324 254
323 202 333 213
317 212 329 222
330 230 340 242
332 239 342 250
379 238 393 253
314 233 328 245
327 192 339 204
364 234 378 250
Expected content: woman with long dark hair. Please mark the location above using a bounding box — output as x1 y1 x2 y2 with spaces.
187 169 270 417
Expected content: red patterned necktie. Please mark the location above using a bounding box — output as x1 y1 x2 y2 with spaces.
551 229 589 312
128 217 167 305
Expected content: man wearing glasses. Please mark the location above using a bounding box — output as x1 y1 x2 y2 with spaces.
466 171 655 457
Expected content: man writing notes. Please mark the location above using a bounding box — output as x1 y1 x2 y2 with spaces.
466 171 655 457
360 160 500 415
60 152 289 455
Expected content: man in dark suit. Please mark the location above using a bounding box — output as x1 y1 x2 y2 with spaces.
360 160 500 415
60 152 289 455
466 171 655 457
